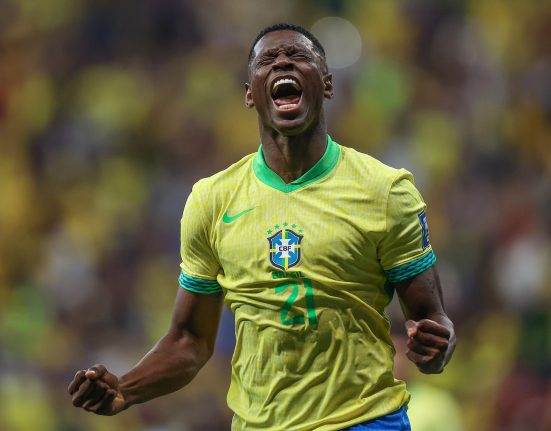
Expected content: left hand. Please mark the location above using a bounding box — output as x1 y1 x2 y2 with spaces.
68 364 126 415
404 319 451 374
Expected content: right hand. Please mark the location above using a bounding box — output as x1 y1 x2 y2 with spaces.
68 364 127 415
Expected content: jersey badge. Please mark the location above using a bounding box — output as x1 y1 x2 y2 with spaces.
418 211 430 249
267 223 303 270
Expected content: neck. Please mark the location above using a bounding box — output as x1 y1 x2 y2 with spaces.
259 119 328 184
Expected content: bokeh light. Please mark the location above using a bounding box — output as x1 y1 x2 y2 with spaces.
311 17 362 69
1 1 551 430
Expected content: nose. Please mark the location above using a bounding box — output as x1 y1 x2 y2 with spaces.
272 54 293 71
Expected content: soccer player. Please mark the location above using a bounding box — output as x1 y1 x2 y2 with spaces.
68 23 456 430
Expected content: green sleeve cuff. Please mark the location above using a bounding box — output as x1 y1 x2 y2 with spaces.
385 250 436 283
178 271 222 294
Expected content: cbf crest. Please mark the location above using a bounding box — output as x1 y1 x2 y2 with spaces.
267 223 303 270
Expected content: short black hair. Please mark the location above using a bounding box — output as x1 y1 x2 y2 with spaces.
248 23 326 65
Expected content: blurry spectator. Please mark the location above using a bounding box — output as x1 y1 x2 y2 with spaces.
1 0 550 429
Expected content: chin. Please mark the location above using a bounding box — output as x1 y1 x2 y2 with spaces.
269 109 317 136
272 119 309 135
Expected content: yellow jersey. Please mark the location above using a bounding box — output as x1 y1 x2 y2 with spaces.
178 135 436 430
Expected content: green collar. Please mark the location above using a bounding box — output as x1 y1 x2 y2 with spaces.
253 135 340 193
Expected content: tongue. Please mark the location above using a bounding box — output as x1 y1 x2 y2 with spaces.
274 95 300 106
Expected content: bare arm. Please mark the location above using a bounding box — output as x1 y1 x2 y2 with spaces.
68 288 223 415
394 265 456 374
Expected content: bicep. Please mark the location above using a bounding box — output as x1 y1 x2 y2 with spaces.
394 265 445 321
169 288 224 356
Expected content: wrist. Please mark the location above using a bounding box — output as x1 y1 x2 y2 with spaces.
418 360 445 374
118 375 139 409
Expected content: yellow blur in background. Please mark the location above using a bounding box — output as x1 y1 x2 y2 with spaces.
1 1 551 430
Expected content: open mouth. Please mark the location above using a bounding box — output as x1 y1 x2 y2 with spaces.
271 78 302 110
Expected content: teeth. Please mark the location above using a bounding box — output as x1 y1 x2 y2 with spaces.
272 78 301 93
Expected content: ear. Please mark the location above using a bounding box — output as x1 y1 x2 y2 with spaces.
323 73 334 100
244 83 254 108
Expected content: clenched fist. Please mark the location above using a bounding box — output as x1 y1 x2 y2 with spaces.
405 319 452 374
68 364 127 415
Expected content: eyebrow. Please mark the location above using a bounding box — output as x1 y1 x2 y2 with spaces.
256 45 311 59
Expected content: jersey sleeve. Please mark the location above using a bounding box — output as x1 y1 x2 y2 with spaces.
179 186 222 294
378 171 436 283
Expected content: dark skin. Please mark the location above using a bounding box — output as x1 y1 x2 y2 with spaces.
68 289 223 415
245 30 334 183
68 29 455 416
395 266 455 374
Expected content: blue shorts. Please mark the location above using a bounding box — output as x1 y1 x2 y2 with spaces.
342 407 411 431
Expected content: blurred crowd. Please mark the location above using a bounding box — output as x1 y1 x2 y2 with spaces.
1 1 550 430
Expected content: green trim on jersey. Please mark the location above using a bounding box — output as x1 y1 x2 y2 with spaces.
253 135 340 193
179 271 221 294
385 250 436 283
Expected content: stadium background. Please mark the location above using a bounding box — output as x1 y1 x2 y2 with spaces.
1 0 550 430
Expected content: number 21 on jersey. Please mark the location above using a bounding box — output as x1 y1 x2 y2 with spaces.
275 278 317 326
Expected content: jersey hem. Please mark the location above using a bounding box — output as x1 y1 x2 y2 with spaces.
230 396 410 431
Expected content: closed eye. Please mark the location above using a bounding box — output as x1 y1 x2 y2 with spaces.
257 56 275 66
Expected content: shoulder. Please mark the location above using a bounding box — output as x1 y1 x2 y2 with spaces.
336 143 413 197
339 144 410 181
191 152 256 198
333 142 420 231
186 152 256 223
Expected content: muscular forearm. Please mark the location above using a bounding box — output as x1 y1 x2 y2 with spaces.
119 330 211 408
396 267 457 374
67 290 222 416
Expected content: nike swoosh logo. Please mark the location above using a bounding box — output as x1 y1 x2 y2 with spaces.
222 207 255 224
